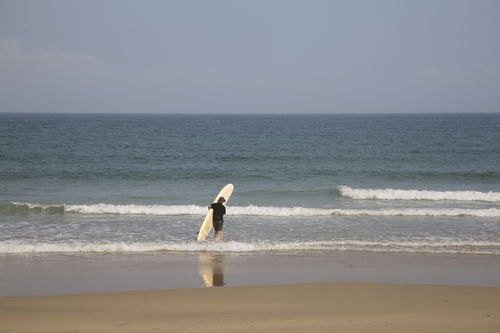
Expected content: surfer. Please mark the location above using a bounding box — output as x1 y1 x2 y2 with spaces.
209 197 226 240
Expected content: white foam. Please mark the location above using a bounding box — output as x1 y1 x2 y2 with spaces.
64 204 206 215
331 208 500 218
229 205 332 216
7 202 500 217
1 240 499 255
9 203 331 216
338 185 500 202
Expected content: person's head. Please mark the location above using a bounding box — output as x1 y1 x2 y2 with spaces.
218 197 226 203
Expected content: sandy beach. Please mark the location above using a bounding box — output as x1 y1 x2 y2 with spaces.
2 251 500 332
1 282 499 332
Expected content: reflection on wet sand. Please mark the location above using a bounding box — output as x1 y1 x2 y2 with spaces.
198 253 225 287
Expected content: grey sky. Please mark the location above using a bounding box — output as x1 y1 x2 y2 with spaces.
1 0 499 113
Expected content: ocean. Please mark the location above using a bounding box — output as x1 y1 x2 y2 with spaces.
1 113 500 256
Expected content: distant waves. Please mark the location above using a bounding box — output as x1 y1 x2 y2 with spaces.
3 185 499 218
3 202 500 218
337 185 500 202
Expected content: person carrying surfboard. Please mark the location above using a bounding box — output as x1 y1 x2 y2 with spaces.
209 197 226 240
197 184 233 241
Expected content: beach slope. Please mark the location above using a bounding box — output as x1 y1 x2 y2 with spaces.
1 282 499 332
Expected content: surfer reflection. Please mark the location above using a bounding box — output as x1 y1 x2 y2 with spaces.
198 253 225 287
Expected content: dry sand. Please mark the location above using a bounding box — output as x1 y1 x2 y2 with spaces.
1 282 499 332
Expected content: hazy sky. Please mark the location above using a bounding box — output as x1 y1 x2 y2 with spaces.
1 0 499 113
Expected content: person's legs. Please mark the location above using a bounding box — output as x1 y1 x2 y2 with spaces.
213 220 224 240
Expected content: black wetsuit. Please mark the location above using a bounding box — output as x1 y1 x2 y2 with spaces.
210 202 226 231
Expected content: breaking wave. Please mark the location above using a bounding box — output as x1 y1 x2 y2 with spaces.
2 202 500 218
1 240 499 255
338 186 500 202
1 202 206 215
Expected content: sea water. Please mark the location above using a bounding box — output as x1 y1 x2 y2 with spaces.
1 113 499 255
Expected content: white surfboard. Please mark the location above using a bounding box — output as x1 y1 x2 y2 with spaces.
197 184 234 241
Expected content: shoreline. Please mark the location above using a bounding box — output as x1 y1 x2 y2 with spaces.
2 250 500 297
1 281 500 332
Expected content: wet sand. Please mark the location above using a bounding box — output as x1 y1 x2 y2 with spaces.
1 282 500 332
2 251 500 296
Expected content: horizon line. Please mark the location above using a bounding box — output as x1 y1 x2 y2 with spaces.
1 111 499 116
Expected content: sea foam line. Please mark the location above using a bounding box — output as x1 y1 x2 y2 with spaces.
331 208 500 218
4 203 500 217
1 240 499 255
338 185 500 202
